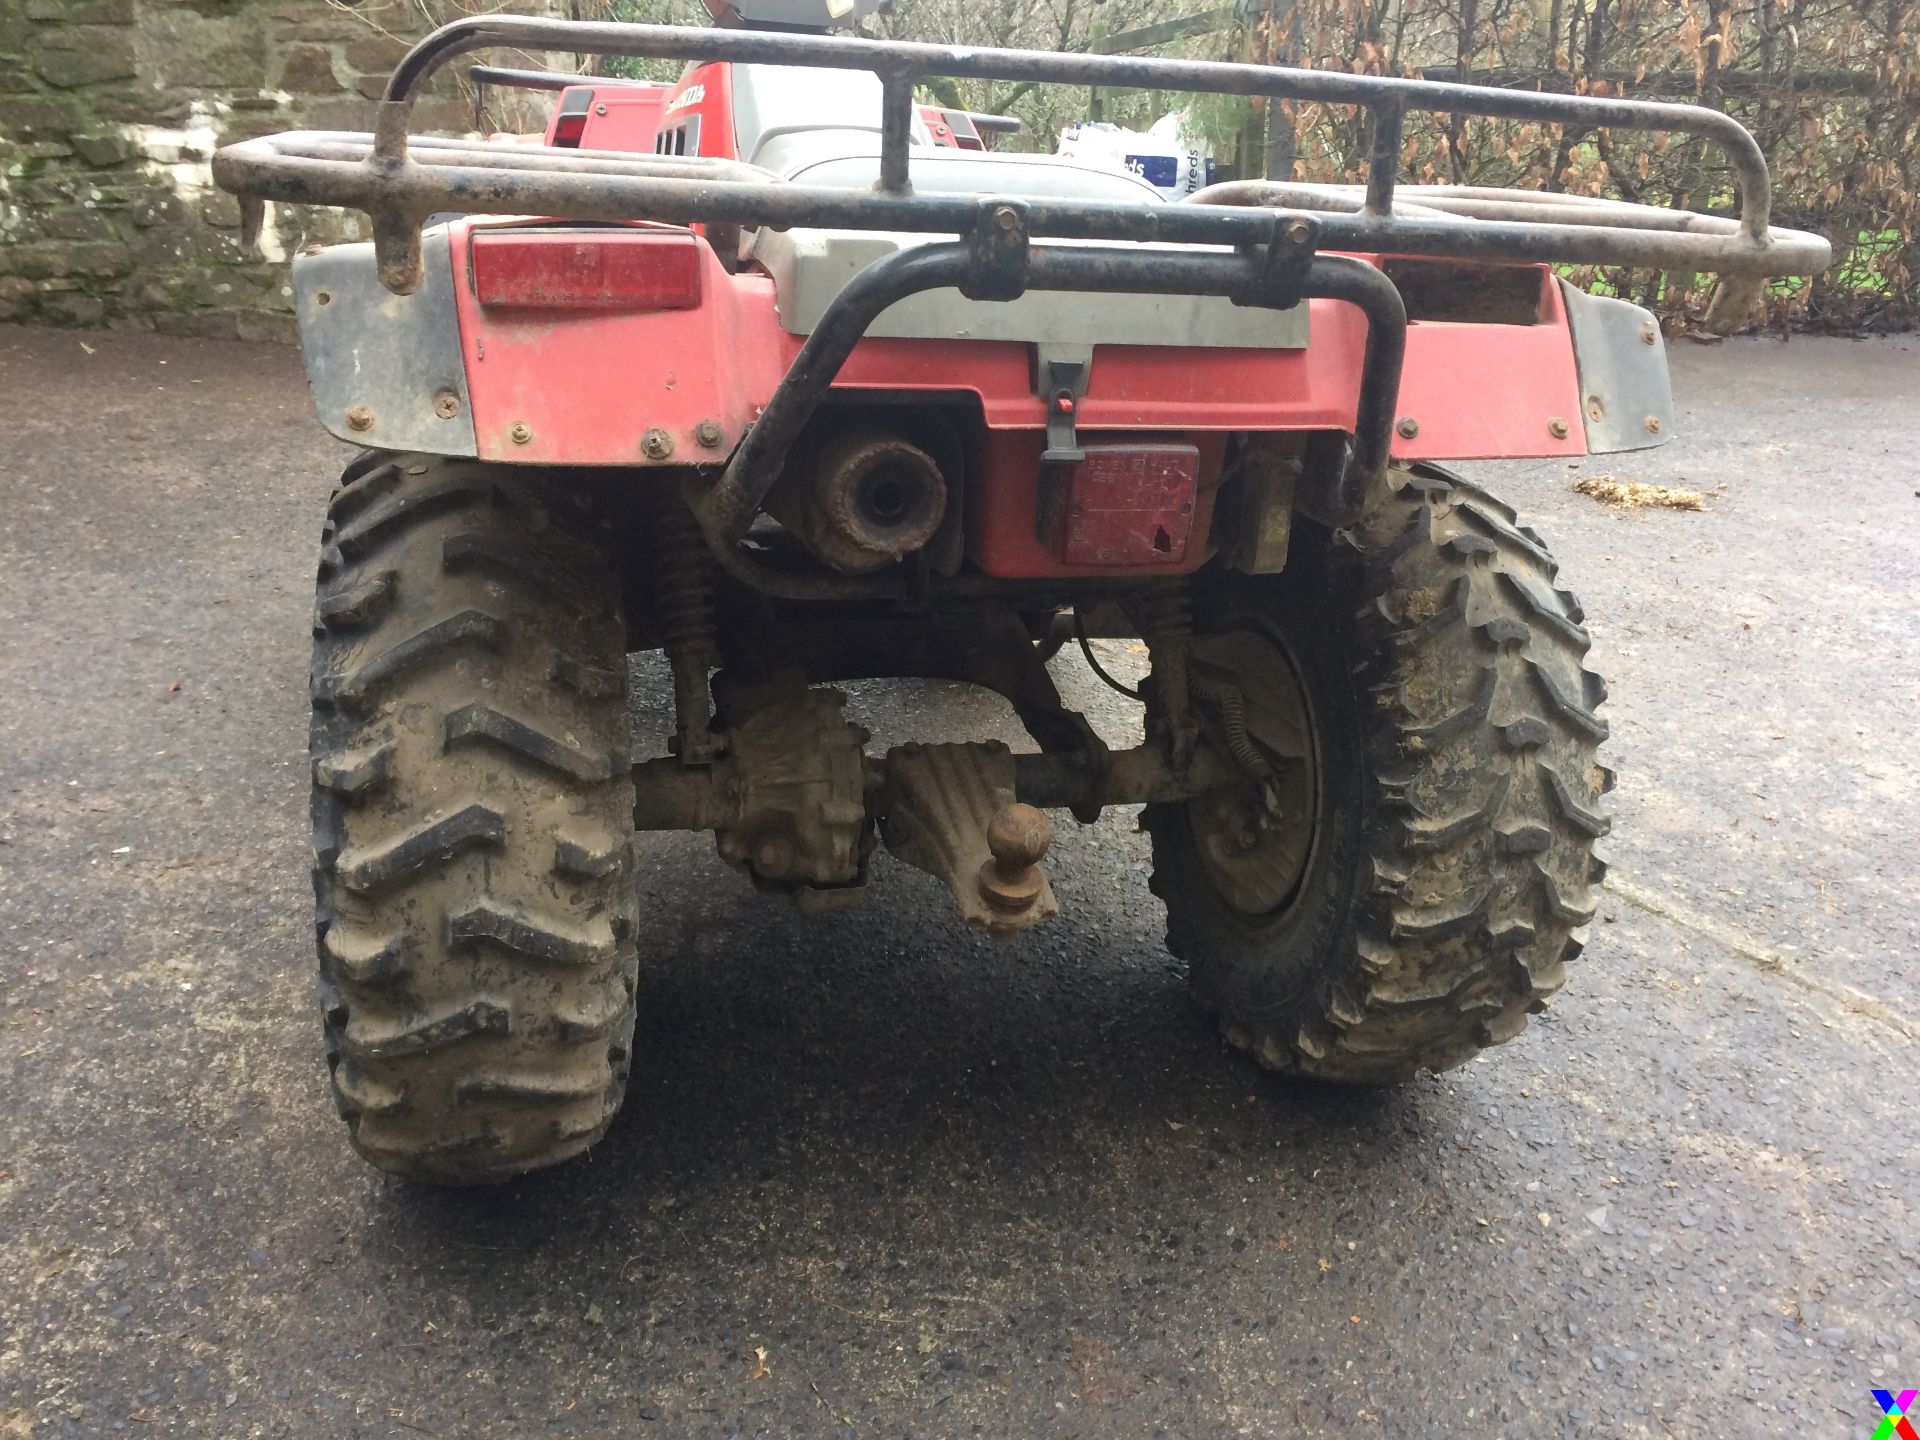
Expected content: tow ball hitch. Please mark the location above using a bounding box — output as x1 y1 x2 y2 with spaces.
880 743 1058 936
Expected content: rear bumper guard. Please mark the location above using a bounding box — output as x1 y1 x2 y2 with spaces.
691 206 1402 548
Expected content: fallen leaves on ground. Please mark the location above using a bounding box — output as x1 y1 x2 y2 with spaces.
1572 475 1706 510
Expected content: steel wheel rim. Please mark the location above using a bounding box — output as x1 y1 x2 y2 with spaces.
1185 622 1321 919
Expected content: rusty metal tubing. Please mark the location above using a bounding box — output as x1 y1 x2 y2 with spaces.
877 74 916 195
1280 256 1403 508
1012 742 1236 810
212 133 1338 245
964 112 1022 135
1184 179 1824 249
468 64 660 93
1363 102 1404 217
687 239 1406 564
212 128 1830 300
632 741 1235 830
294 132 780 185
370 15 1778 239
207 16 1833 293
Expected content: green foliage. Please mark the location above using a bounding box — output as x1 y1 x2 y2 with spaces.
600 0 711 81
1271 0 1917 327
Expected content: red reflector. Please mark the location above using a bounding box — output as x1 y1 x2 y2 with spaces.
471 231 703 312
1054 444 1200 567
551 111 587 147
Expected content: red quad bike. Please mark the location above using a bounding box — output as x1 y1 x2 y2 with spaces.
213 0 1827 1183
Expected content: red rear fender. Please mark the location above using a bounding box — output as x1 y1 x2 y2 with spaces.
289 218 1661 476
446 227 1608 466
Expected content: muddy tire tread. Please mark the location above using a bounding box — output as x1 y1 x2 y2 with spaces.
1151 463 1611 1082
310 453 637 1182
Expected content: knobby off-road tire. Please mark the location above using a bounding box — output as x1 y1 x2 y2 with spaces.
310 453 638 1182
1147 463 1612 1081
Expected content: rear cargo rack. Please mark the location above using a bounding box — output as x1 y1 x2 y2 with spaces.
214 13 1827 305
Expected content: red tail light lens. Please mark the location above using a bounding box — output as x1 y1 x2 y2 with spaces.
470 231 704 312
550 87 592 147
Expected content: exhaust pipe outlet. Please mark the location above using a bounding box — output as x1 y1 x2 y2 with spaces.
768 427 948 575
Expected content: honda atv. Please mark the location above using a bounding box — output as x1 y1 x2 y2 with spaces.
213 0 1828 1182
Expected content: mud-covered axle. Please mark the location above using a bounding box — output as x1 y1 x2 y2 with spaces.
632 720 1234 935
624 574 1247 945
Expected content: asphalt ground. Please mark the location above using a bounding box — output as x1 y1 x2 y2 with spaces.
0 323 1915 1439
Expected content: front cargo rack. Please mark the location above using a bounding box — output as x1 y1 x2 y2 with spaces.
212 16 1828 553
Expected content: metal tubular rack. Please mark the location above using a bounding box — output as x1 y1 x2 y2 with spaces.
213 13 1829 293
213 16 1829 556
467 64 652 93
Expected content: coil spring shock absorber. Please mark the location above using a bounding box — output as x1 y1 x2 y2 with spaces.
1138 584 1275 782
1135 581 1197 763
652 489 721 765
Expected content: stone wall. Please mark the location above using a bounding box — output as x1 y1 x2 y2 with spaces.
0 0 556 340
